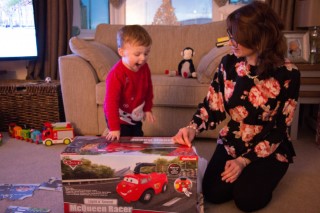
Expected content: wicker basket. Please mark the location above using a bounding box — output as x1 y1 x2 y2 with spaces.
0 80 65 131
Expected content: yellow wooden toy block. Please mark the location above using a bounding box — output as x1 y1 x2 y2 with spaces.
217 36 229 42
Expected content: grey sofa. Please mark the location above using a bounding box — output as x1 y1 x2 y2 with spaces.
58 21 231 137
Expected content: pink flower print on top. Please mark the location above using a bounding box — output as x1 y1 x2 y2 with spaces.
229 106 248 122
219 126 229 137
262 78 280 99
239 123 263 143
276 153 289 162
254 140 279 158
224 80 235 102
283 99 298 126
248 86 268 108
249 78 280 108
224 145 237 158
235 61 248 77
207 86 225 112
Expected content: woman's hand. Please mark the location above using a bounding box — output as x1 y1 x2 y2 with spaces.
172 127 196 147
106 130 120 141
221 157 249 183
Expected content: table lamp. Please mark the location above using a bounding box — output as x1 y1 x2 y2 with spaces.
295 0 320 64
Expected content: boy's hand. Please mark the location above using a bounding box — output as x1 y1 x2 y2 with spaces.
144 111 155 123
106 131 120 141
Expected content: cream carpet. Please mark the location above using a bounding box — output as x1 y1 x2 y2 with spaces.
0 123 319 213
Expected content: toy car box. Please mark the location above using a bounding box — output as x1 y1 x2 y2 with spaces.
60 136 199 213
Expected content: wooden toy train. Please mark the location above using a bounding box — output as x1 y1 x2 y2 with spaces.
9 122 75 146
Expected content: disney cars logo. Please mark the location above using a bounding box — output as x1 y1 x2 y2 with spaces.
116 163 168 203
63 159 82 170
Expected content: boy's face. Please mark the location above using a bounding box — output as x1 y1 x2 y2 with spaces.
118 43 151 72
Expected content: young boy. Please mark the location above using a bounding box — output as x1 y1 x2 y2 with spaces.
104 25 155 141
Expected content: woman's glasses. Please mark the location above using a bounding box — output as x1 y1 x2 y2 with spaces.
227 30 238 48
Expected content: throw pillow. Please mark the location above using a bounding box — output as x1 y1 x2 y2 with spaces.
197 46 231 84
69 37 120 81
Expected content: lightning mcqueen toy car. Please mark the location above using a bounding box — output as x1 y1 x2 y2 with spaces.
116 163 168 203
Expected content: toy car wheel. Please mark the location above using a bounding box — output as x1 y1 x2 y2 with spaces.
162 183 168 193
139 189 154 203
64 138 71 145
45 140 53 146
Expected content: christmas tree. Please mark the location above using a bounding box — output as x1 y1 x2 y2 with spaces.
152 0 180 25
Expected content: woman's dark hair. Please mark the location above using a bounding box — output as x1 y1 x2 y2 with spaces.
226 1 287 75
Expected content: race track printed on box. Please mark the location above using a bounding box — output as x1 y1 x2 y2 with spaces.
61 136 198 213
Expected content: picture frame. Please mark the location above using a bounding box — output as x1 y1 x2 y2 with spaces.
283 31 310 63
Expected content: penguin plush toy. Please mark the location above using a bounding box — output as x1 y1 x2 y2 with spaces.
178 47 196 78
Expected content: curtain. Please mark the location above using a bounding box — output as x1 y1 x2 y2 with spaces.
265 0 296 30
27 0 73 80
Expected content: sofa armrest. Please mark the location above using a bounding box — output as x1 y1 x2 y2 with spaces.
197 46 232 84
58 54 100 135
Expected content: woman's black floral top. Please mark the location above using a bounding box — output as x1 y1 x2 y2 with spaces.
191 54 300 163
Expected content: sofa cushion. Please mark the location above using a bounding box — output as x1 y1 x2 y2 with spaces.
96 75 210 107
197 46 232 84
69 36 120 81
152 75 210 107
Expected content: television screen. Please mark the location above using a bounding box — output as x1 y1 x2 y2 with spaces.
0 0 38 61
